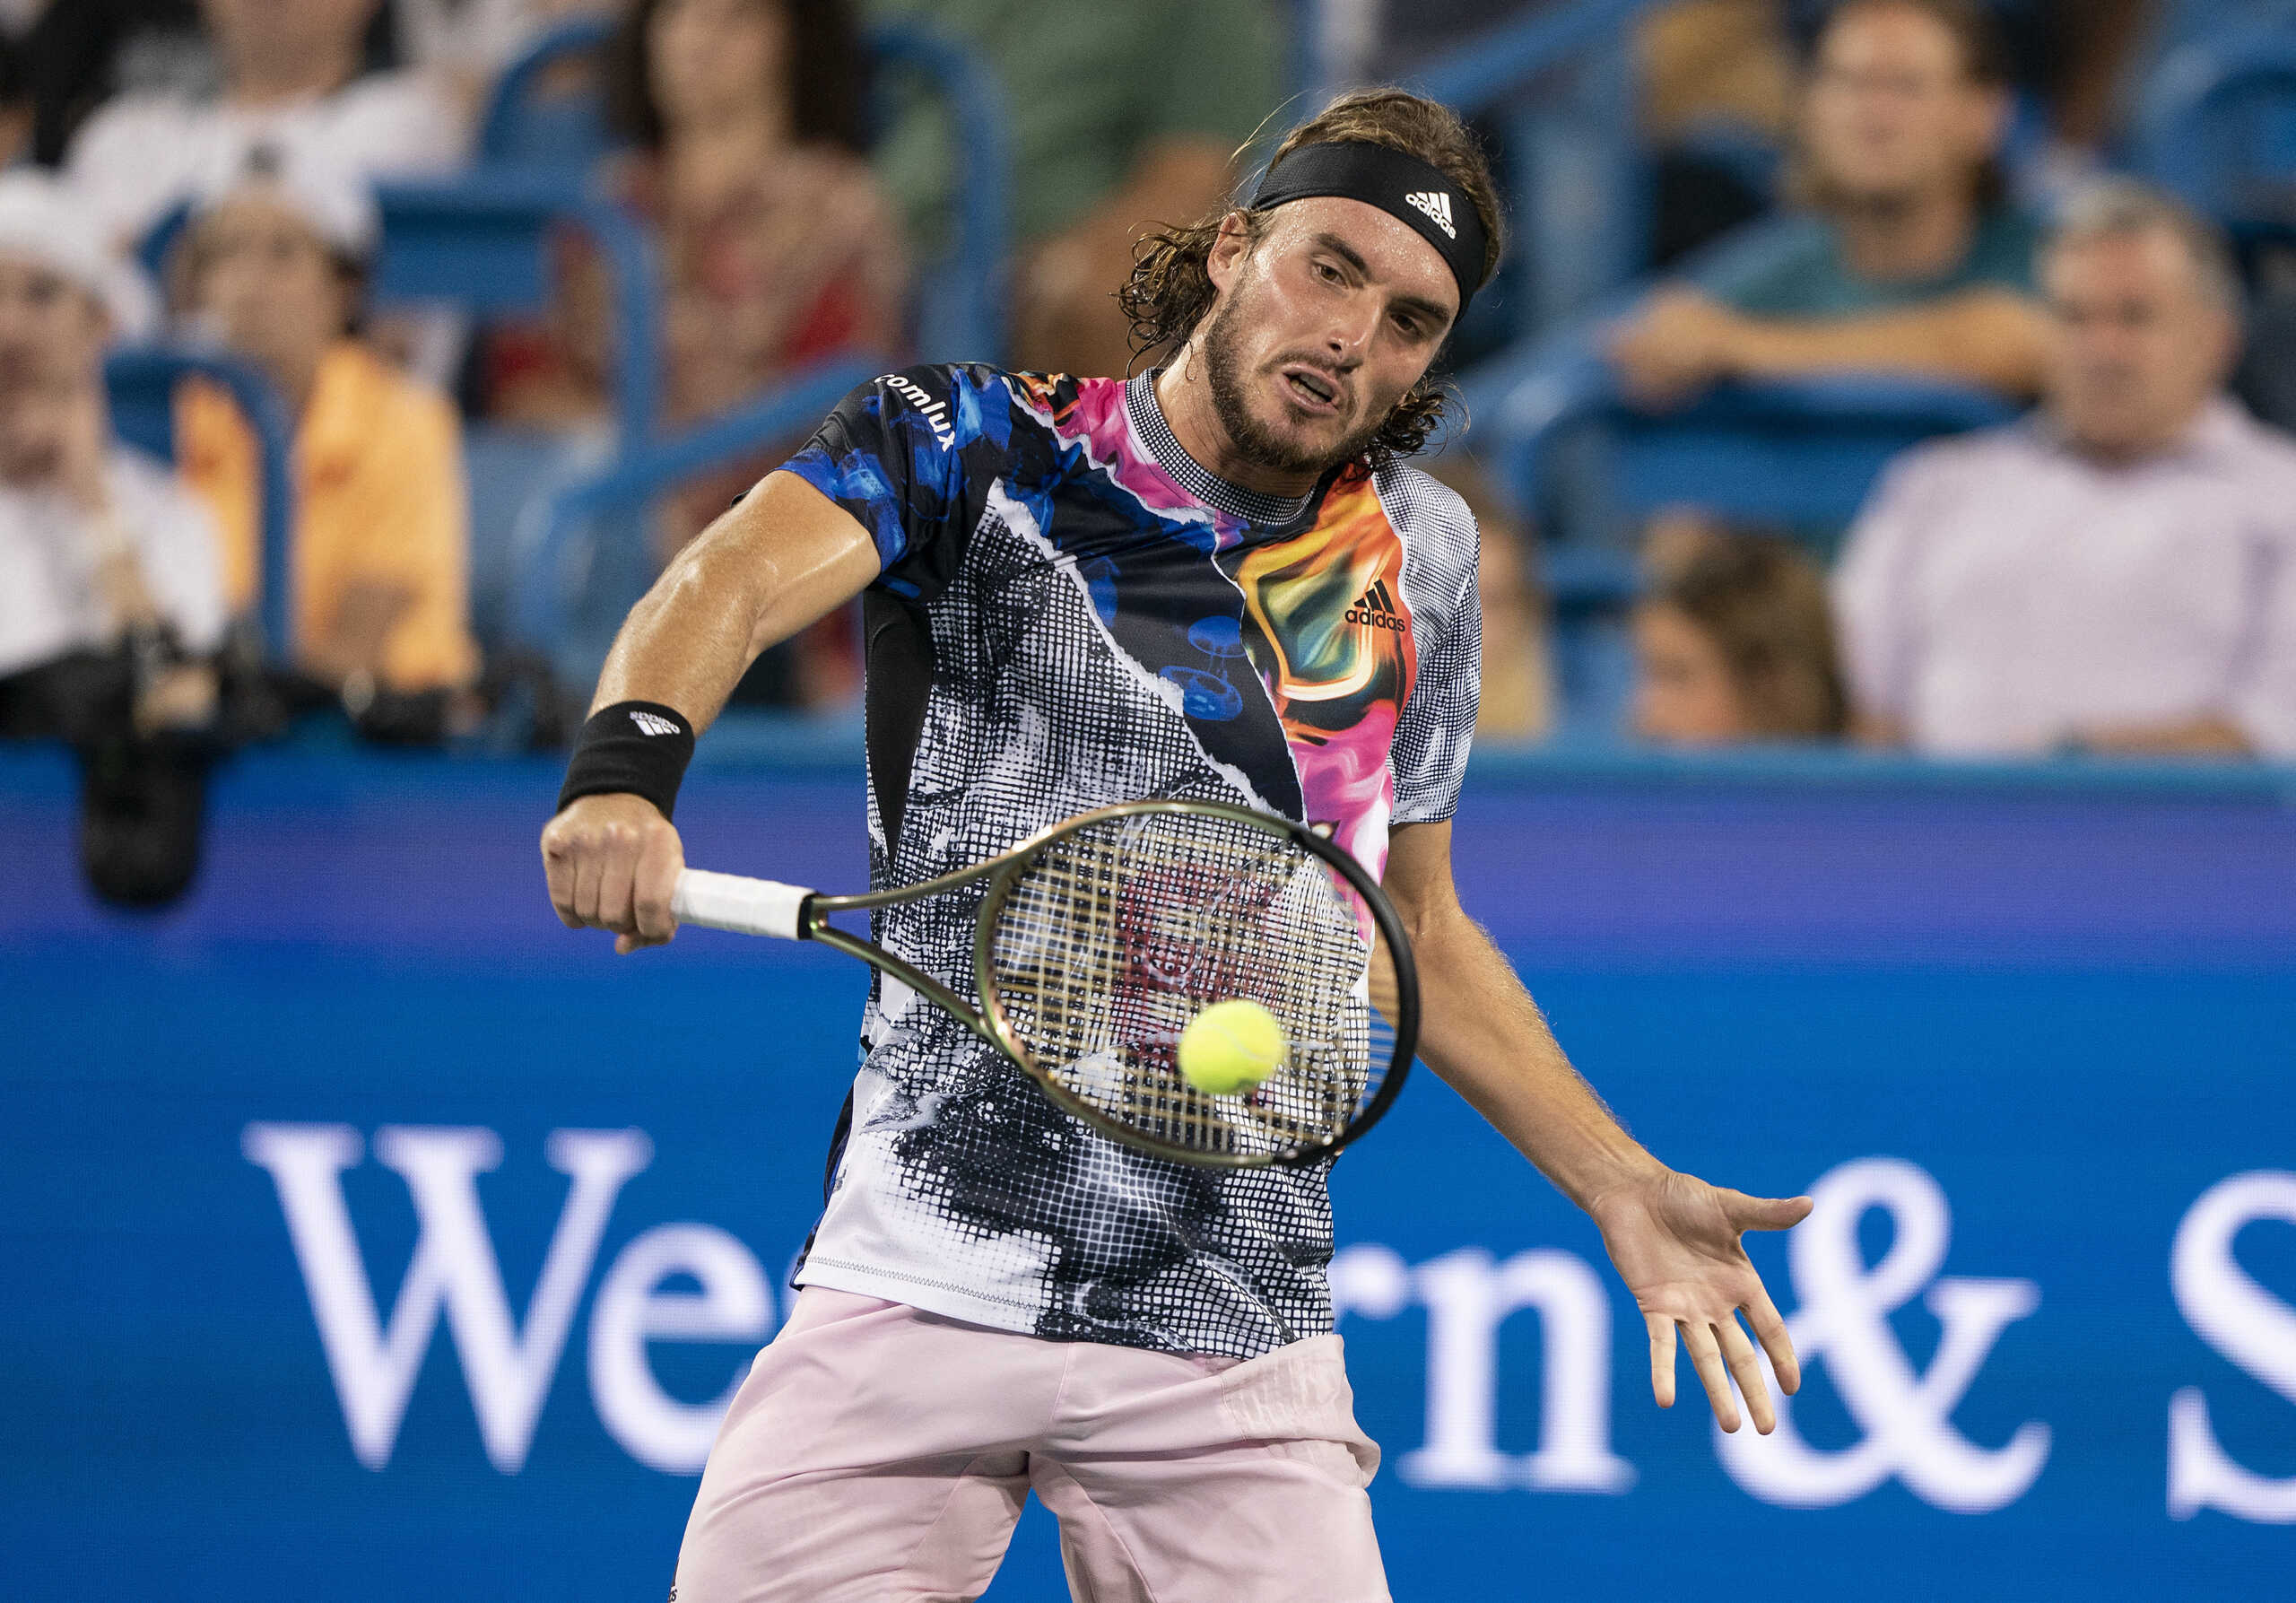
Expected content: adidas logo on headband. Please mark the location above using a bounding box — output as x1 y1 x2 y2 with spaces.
1403 189 1456 240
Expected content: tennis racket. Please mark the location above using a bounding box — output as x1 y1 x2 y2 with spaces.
670 798 1417 1168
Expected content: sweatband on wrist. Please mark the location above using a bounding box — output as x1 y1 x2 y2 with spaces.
555 701 696 821
1248 140 1489 317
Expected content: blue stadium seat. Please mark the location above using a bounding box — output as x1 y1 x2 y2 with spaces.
476 16 618 173
136 171 666 445
370 172 663 444
2133 18 2296 237
868 24 1012 367
103 346 297 661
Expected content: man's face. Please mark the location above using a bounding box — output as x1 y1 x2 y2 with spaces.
649 0 787 129
187 193 351 382
0 256 108 484
2044 228 2235 458
1631 601 1752 745
1802 3 2004 210
0 256 106 405
1197 197 1457 477
200 0 380 75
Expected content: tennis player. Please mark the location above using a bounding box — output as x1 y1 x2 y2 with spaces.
544 88 1813 1603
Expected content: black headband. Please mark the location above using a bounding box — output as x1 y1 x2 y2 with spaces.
1248 140 1489 319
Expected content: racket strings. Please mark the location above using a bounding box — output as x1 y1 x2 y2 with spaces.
987 810 1396 1161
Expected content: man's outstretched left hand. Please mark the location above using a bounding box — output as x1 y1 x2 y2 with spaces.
1589 1172 1813 1433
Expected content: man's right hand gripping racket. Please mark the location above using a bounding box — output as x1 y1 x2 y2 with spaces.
671 798 1418 1167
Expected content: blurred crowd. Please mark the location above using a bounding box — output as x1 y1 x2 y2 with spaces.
0 0 2291 906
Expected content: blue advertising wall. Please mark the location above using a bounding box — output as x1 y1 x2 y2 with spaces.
4 740 2295 1600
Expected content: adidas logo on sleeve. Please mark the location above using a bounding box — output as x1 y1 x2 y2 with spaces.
1403 189 1456 240
1345 578 1406 632
629 710 683 736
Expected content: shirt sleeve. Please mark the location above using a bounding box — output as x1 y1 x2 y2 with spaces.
1390 495 1483 828
2228 521 2296 758
130 466 230 658
1831 449 1945 730
351 384 479 691
776 364 1012 603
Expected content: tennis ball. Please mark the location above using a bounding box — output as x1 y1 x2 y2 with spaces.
1178 999 1287 1095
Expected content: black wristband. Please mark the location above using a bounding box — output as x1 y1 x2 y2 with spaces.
556 701 697 821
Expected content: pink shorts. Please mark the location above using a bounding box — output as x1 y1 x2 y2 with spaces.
671 1286 1389 1602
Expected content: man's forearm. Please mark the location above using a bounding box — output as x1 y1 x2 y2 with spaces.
1726 292 2051 396
590 471 881 731
2078 713 2253 756
1411 903 1665 1210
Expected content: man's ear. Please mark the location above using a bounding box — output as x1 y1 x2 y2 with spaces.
1205 211 1255 297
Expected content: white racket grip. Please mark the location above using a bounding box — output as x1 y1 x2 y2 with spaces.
671 869 813 940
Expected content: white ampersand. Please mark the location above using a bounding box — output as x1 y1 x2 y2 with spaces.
1715 1156 2050 1512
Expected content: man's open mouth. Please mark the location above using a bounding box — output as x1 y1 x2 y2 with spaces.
1279 365 1343 414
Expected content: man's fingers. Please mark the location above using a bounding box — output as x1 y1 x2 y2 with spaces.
1731 1190 1815 1233
596 847 638 936
541 839 582 928
631 823 683 945
1682 1320 1741 1433
1746 1285 1801 1395
1717 1316 1776 1434
570 840 604 927
1643 1312 1677 1409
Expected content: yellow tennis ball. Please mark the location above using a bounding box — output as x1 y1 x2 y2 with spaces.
1178 999 1287 1095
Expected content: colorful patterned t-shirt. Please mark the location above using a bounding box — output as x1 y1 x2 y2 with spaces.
778 364 1481 1357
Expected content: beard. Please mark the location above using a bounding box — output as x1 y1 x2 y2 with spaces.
1200 284 1392 479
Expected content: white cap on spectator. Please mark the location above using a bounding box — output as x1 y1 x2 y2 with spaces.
0 170 157 339
188 137 382 261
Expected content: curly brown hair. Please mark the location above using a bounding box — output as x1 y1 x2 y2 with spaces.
1119 89 1505 472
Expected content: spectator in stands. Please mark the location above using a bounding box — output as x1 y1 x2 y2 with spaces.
1631 515 1848 744
0 170 228 903
1420 454 1555 743
1834 180 2296 760
62 0 464 254
868 0 1280 380
1609 0 2049 406
171 144 481 738
490 0 900 708
495 0 901 448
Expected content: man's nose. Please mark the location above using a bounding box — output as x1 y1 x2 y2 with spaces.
1323 299 1378 363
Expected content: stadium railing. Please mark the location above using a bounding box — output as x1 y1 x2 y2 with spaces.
2132 17 2296 239
476 16 617 172
867 24 1012 366
509 353 882 685
104 346 297 660
1398 0 1667 347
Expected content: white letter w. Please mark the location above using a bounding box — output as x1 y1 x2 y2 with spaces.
241 1123 652 1472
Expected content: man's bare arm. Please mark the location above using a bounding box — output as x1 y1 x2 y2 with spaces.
1384 819 1662 1207
1611 286 2052 406
1726 289 2053 397
1384 819 1812 1432
2078 714 2252 757
591 470 882 728
541 472 880 953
